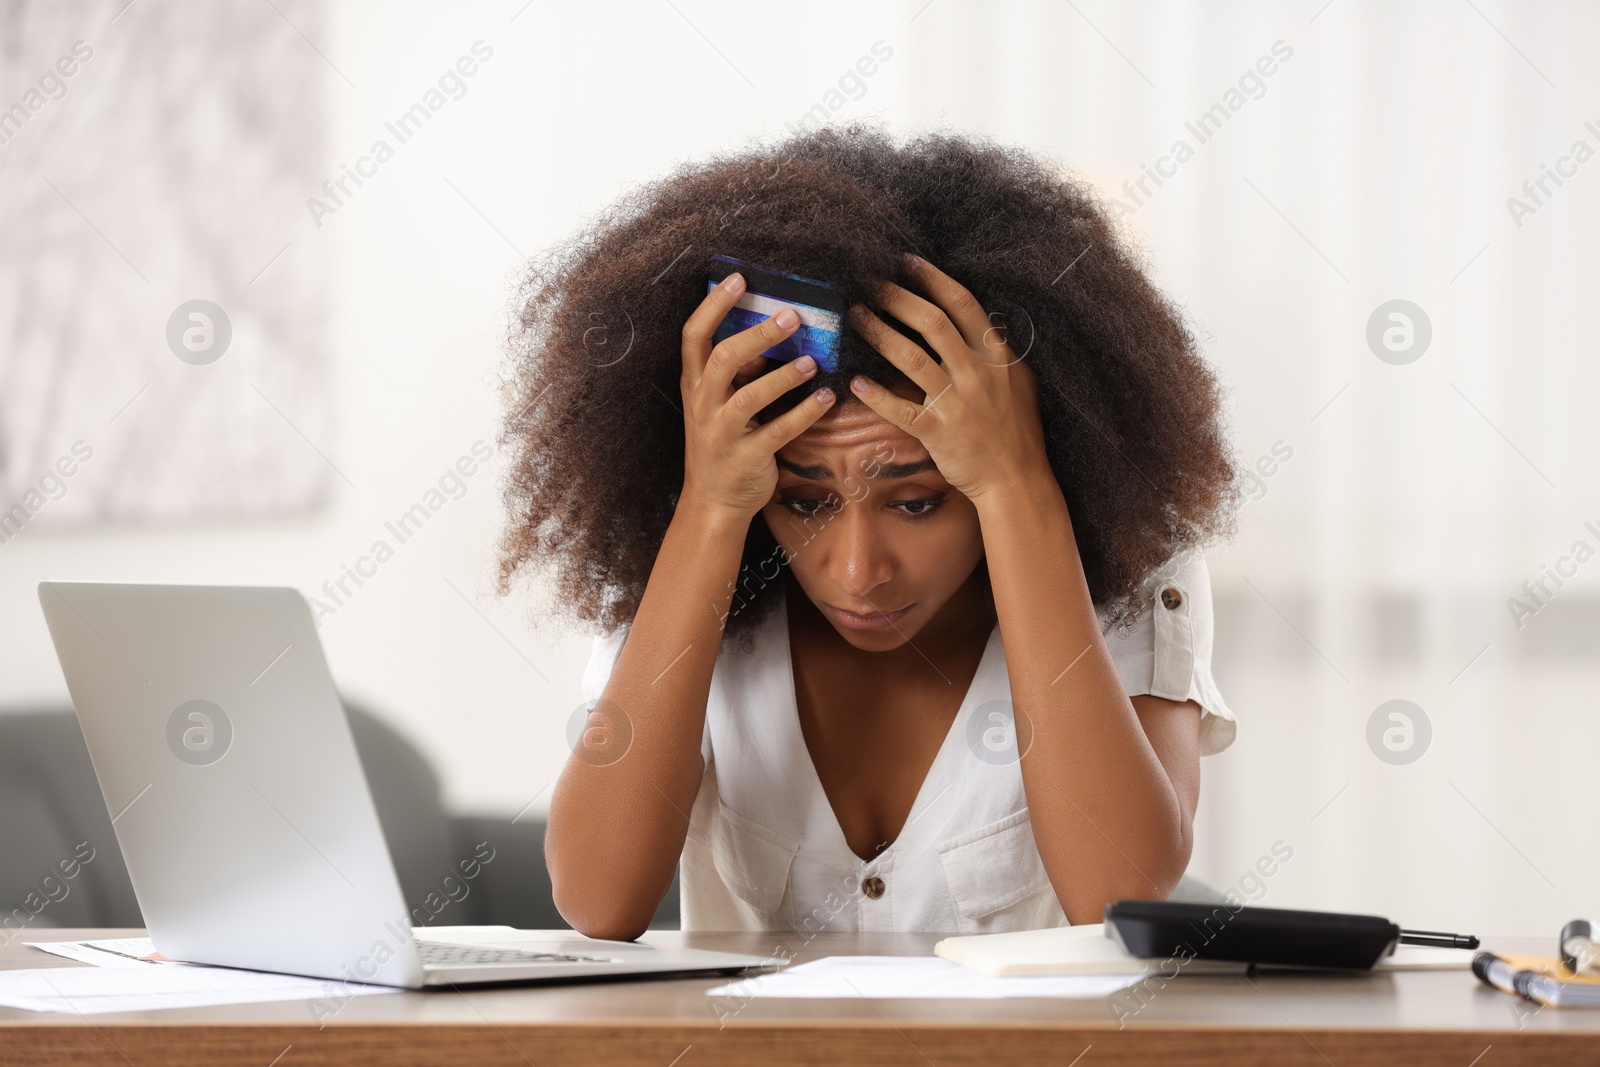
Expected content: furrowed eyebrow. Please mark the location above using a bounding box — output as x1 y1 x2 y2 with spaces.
776 457 939 481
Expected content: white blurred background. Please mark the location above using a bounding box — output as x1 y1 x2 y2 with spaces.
3 0 1596 937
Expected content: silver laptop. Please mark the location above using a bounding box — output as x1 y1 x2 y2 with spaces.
37 581 780 988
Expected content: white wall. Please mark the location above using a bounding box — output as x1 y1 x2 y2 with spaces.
0 0 919 822
4 0 1595 936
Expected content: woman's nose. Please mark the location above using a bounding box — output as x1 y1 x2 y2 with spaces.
826 504 893 594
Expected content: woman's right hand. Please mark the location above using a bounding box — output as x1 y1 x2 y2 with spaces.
677 272 837 521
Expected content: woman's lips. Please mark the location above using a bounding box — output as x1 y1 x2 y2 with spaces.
827 603 912 630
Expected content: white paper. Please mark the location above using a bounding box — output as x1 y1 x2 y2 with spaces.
26 938 168 968
932 923 1477 976
1373 945 1476 970
706 955 1143 999
5 941 394 1015
935 922 1247 977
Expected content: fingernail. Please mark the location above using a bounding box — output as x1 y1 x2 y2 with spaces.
721 272 745 293
775 308 799 329
794 355 816 374
815 387 835 404
902 253 922 269
851 376 870 394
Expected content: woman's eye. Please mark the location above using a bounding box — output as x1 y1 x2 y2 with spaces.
780 495 942 519
893 498 944 519
781 497 834 517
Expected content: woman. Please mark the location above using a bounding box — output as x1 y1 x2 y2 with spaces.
498 124 1240 939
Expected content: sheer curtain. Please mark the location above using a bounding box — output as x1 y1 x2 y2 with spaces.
897 0 1598 932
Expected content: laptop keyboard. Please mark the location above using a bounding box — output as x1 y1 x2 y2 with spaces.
418 942 615 967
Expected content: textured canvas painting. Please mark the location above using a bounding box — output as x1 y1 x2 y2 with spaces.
0 0 331 527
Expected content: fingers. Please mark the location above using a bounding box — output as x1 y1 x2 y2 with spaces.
846 374 927 433
754 383 837 454
704 306 801 397
848 303 953 400
680 272 752 388
730 355 770 390
899 255 996 355
871 280 977 377
728 353 821 423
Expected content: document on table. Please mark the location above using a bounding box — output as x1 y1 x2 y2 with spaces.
706 955 1144 999
6 939 393 1015
26 937 169 968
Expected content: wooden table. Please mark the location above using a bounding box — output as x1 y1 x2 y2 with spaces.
3 929 1596 1065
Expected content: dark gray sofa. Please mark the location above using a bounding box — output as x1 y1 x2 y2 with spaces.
0 705 680 935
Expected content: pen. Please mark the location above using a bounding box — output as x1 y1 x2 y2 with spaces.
1400 928 1479 950
1473 950 1600 1008
1472 951 1522 996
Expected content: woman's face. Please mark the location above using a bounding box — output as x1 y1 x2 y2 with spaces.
760 379 987 652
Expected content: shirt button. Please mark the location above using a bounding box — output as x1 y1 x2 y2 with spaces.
1160 586 1184 610
861 875 885 899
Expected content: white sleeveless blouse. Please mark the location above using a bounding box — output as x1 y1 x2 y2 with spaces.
579 553 1235 934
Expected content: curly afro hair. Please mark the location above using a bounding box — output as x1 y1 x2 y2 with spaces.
496 122 1239 647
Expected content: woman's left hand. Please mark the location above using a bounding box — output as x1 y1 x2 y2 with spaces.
847 255 1051 502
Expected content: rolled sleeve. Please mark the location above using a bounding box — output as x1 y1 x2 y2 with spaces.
580 624 713 767
579 626 628 703
1103 554 1237 756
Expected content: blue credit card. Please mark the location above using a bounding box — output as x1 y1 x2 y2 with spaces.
706 254 845 373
